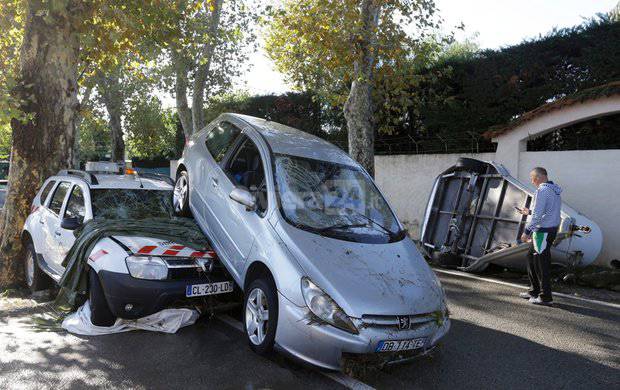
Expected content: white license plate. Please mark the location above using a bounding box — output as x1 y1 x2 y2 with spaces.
376 337 427 352
186 281 233 297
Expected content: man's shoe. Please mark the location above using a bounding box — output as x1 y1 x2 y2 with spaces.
531 296 553 306
519 292 535 299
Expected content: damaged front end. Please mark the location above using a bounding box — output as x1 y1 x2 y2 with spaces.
420 158 602 273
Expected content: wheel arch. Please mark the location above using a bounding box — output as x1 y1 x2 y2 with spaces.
175 163 187 178
244 261 275 291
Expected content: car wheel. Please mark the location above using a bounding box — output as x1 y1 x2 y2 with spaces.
173 170 191 217
89 269 116 327
23 241 51 292
244 277 278 355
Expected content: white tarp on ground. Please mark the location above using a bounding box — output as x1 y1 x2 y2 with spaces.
62 301 199 336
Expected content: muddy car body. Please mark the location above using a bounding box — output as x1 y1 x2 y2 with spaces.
174 113 450 370
420 158 602 272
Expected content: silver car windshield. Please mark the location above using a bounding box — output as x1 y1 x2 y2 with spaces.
274 154 403 243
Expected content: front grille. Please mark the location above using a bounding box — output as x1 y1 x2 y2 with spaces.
161 257 214 281
360 312 441 330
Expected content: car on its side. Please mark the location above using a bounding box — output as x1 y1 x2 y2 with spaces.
22 163 233 326
174 113 450 370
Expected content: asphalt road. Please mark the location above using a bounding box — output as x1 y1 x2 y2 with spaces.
1 272 618 389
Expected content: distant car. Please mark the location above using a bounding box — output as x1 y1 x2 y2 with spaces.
174 113 450 370
22 163 233 326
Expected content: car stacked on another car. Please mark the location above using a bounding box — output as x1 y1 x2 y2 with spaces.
22 162 233 326
174 113 450 370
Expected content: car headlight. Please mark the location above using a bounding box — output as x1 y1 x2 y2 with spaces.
125 256 168 280
301 277 358 334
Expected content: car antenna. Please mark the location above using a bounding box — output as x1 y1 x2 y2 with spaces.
126 167 144 188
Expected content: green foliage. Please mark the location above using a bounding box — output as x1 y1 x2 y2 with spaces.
0 0 25 128
264 0 448 134
413 17 620 142
0 123 12 160
79 108 111 161
125 97 178 159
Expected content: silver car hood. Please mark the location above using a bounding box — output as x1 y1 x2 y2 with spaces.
275 222 444 318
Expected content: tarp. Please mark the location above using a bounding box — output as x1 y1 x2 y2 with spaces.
55 217 211 312
62 300 199 335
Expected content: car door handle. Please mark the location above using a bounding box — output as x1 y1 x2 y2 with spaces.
54 230 62 236
211 177 219 188
39 219 45 224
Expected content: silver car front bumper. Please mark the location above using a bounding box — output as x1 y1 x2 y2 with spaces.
275 292 451 370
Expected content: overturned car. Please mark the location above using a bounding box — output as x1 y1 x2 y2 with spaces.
420 158 602 273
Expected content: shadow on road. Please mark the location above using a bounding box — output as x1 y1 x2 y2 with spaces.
363 319 619 389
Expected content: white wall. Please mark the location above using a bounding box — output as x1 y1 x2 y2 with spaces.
375 150 620 267
374 153 495 239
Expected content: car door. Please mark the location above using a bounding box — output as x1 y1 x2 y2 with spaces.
31 179 57 253
56 184 87 269
41 181 71 274
212 134 269 273
200 121 242 247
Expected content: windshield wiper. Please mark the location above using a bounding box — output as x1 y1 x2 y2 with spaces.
317 223 367 232
343 208 403 240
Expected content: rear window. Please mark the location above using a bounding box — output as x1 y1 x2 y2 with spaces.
91 189 173 220
39 181 56 205
48 182 71 214
205 121 241 163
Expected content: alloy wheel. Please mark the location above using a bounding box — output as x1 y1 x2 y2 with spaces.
25 250 34 287
173 175 188 212
245 287 270 345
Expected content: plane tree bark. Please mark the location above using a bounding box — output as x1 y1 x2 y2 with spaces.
0 0 81 287
343 0 381 177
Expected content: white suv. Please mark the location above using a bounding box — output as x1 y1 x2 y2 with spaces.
22 166 232 326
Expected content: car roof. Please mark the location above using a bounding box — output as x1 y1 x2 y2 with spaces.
53 173 172 191
224 113 359 167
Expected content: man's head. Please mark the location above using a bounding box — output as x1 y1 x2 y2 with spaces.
529 167 548 187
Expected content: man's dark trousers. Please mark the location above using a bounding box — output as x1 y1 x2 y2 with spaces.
526 229 557 302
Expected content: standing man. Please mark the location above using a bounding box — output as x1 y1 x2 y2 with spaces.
517 167 562 306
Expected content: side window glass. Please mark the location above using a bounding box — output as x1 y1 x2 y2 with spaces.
64 185 85 223
48 182 71 215
225 138 268 214
205 121 242 162
39 181 56 205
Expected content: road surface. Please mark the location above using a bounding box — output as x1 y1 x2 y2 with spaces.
1 271 618 389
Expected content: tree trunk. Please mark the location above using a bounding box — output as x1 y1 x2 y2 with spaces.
0 0 80 287
343 0 381 177
172 51 193 141
191 0 223 135
98 74 125 162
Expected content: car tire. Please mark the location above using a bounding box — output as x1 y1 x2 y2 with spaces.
89 269 116 327
244 277 278 355
23 240 51 292
173 170 191 217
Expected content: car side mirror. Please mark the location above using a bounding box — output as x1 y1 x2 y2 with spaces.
61 216 82 230
229 187 257 211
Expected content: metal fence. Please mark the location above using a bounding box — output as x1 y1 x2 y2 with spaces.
325 133 497 155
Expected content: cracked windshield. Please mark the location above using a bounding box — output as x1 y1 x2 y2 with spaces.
91 189 174 220
275 154 401 243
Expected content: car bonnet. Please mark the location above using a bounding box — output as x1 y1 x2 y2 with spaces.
275 222 445 318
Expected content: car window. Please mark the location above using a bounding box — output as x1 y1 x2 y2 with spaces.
91 189 173 220
64 185 85 223
39 180 56 205
48 182 71 215
225 137 268 214
205 121 242 163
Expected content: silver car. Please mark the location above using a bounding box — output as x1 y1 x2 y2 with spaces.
173 113 450 370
